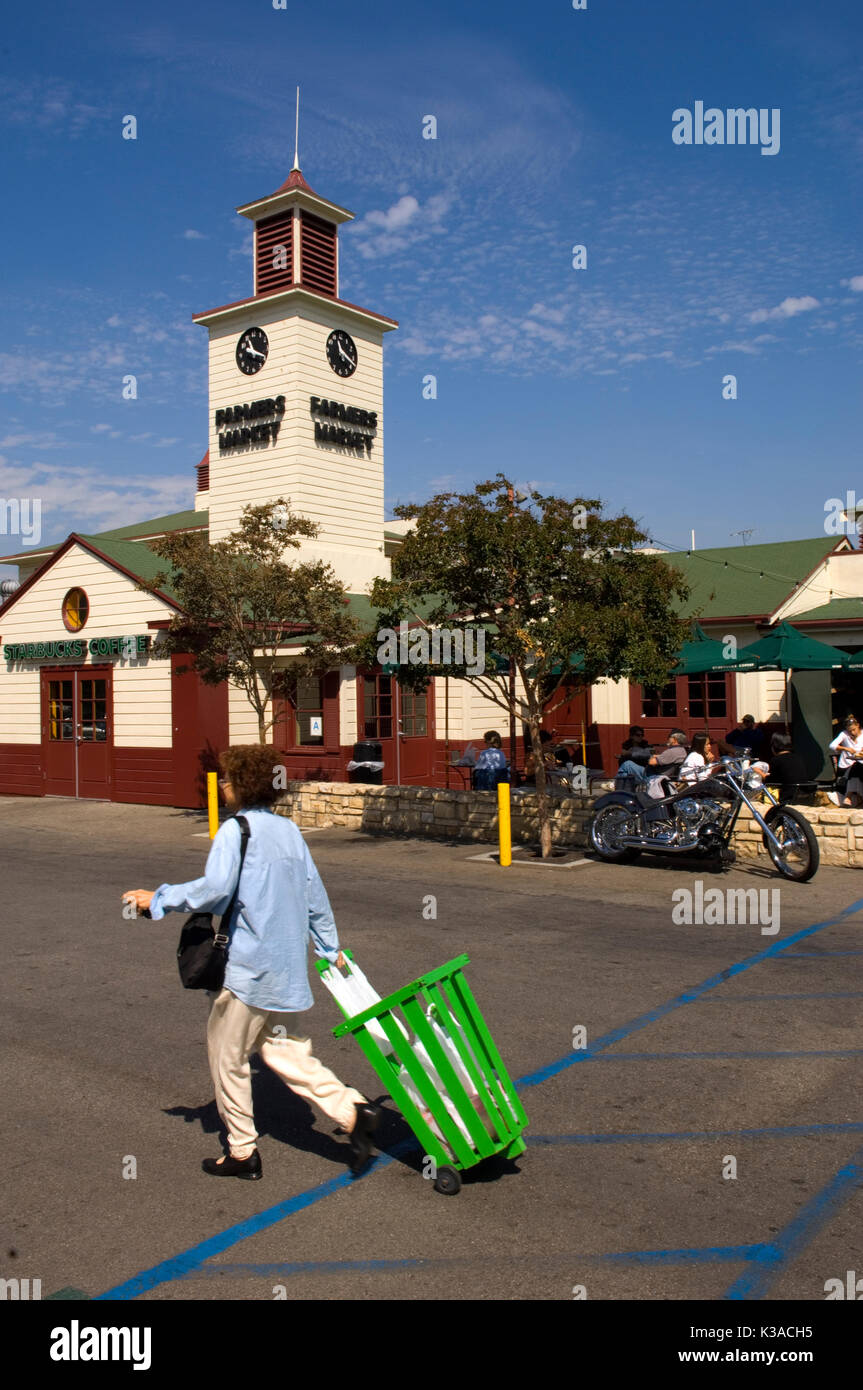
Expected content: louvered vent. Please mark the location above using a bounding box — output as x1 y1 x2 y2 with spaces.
196 455 210 492
300 210 337 296
255 210 294 295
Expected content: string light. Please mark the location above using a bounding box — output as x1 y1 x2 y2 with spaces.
647 536 863 605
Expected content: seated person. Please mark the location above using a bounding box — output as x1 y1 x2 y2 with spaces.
474 730 509 790
767 732 808 804
725 714 764 758
619 725 652 766
618 730 688 797
677 732 715 785
829 715 863 807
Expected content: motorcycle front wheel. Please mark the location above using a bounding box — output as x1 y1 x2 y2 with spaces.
762 807 819 881
588 805 640 862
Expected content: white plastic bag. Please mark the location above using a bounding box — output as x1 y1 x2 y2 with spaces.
318 956 409 1054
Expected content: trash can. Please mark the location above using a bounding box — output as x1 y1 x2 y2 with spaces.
317 951 528 1195
348 739 384 784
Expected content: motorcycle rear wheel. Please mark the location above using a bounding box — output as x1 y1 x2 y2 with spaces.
763 807 819 882
589 806 641 862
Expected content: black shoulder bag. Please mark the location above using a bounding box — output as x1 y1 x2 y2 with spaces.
177 815 250 991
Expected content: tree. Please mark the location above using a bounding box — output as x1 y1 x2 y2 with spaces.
139 499 361 743
362 474 689 857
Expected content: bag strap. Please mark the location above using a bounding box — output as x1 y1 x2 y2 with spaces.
214 814 251 942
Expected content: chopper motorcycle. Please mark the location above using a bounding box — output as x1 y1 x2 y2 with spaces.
587 753 819 881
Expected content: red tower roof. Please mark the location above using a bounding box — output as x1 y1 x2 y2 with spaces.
275 167 313 194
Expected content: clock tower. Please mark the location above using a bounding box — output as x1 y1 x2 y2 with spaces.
193 164 398 591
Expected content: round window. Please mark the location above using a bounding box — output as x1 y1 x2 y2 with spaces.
62 588 89 632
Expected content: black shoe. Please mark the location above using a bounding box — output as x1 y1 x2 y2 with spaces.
202 1149 262 1180
348 1102 381 1174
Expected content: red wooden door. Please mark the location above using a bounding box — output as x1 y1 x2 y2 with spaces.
42 671 76 796
357 673 435 784
543 686 589 747
358 671 396 779
76 670 112 798
631 673 736 747
41 668 113 798
397 683 435 784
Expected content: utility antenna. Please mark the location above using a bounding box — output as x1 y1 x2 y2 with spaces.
292 86 301 170
731 528 756 546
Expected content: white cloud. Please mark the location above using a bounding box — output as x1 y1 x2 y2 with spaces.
0 460 192 541
182 229 207 240
0 431 62 449
363 195 420 232
526 303 567 324
349 193 452 261
843 275 863 292
0 80 103 137
749 296 820 323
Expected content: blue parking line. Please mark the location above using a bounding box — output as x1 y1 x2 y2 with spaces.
585 1049 863 1061
93 1147 414 1302
97 894 863 1301
724 1143 863 1301
695 992 863 1002
517 896 863 1088
176 1244 773 1282
778 950 863 958
527 1123 863 1146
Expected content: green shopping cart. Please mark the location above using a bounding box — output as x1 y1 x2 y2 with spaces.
317 950 528 1195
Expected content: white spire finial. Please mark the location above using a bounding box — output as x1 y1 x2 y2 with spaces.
292 86 300 171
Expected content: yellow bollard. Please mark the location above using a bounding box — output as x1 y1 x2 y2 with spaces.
207 771 219 839
497 780 512 867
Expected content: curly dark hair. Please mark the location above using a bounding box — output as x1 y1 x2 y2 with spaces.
219 745 284 808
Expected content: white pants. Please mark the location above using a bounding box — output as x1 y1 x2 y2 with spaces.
206 988 367 1159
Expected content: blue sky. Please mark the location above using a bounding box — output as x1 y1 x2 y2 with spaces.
1 0 861 574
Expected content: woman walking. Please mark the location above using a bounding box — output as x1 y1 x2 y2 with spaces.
123 744 380 1180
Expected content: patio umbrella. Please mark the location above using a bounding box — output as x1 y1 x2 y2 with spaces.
671 621 759 675
735 620 848 730
735 621 847 671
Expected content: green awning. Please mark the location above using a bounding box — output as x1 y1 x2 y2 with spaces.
736 620 848 671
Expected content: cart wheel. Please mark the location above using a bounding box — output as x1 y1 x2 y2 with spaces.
433 1166 462 1196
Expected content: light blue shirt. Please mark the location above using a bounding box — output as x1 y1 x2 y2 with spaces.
148 808 340 1012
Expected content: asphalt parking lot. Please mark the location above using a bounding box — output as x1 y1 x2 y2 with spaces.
2 796 862 1302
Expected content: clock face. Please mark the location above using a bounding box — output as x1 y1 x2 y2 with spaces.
326 329 358 377
236 326 269 375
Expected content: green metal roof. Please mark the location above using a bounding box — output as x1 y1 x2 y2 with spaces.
661 538 843 620
77 534 181 603
0 508 208 565
90 509 208 542
787 597 863 623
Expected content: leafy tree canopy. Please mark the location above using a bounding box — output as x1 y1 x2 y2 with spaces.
138 499 361 741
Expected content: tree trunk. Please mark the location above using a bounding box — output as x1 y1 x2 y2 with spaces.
528 715 553 859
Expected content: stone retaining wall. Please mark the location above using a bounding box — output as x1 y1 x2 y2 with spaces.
275 780 863 869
